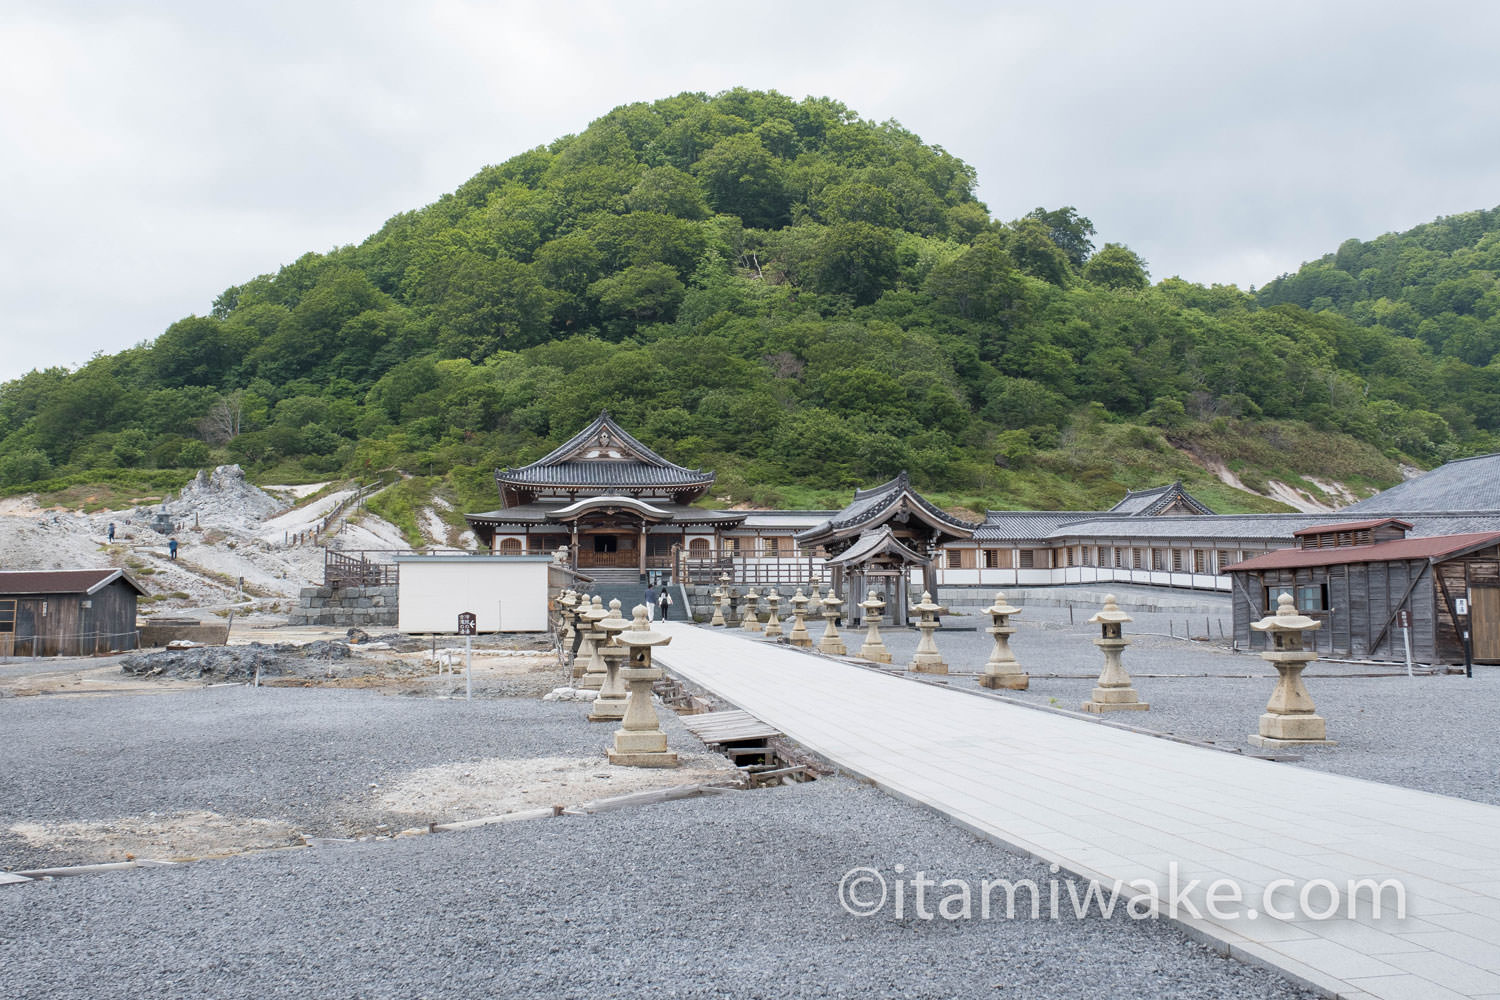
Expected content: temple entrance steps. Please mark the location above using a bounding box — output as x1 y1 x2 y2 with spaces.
578 567 648 619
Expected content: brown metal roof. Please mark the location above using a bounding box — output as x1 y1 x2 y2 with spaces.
1227 531 1500 572
0 568 147 596
1292 518 1413 537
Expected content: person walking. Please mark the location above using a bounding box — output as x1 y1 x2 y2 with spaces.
657 584 672 622
107 522 115 542
168 537 178 560
644 584 657 622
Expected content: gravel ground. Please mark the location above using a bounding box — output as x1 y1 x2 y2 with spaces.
0 778 1315 1000
824 597 1500 806
0 687 703 870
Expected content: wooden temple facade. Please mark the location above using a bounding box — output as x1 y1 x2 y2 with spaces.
466 411 744 575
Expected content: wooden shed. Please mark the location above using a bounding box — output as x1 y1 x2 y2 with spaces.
0 569 147 657
1226 519 1500 664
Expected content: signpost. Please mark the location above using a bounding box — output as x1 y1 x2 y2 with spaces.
458 612 476 701
1456 597 1473 679
1397 609 1413 677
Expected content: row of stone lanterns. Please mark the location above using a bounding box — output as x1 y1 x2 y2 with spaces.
701 580 1334 749
555 590 679 768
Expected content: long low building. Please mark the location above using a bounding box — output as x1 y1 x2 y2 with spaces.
464 414 1500 647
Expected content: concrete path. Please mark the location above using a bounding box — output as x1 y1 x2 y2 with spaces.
655 623 1500 1000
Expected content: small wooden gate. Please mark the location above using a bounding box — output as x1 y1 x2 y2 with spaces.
1471 586 1500 661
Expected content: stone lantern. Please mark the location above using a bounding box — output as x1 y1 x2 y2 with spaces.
787 589 813 648
588 599 632 722
1082 594 1147 712
978 592 1027 690
609 605 679 768
709 573 729 627
570 593 596 680
557 590 579 668
763 589 784 638
725 588 741 627
857 590 892 663
741 587 762 633
818 589 847 655
908 590 949 674
808 577 823 608
578 596 610 691
1249 592 1335 748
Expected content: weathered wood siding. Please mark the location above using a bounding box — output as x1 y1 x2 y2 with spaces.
1231 546 1500 665
1435 544 1500 663
2 581 139 657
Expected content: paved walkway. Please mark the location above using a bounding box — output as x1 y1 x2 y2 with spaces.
655 623 1500 1000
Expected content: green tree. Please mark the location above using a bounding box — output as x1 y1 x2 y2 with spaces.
1083 243 1150 291
1024 206 1096 269
589 263 686 329
692 134 789 229
813 222 899 305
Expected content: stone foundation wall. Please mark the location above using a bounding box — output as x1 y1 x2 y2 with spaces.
288 585 398 628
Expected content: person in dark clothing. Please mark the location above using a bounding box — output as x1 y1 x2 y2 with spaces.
107 523 115 542
657 585 672 622
168 537 178 560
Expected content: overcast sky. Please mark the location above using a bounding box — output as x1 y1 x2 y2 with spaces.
3 1 1497 383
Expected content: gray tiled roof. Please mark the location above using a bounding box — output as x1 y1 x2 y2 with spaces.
822 472 976 534
498 461 711 489
975 511 1106 542
467 503 744 526
1045 514 1341 542
497 411 712 490
1108 482 1215 516
1342 453 1500 513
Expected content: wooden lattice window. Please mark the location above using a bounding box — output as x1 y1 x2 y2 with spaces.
688 538 710 557
0 599 14 633
499 537 523 555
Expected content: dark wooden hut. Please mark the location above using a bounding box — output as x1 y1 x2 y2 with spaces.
1226 519 1500 663
0 569 146 657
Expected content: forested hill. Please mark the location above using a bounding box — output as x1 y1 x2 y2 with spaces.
1257 206 1500 381
0 89 1492 523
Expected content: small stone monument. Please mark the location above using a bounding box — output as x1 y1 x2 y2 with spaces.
763 589 783 638
808 578 823 608
787 589 813 648
1082 594 1147 712
588 600 633 722
609 605 679 768
725 588 741 627
578 596 610 691
817 589 847 655
558 588 579 646
1248 592 1335 748
741 587 762 633
857 590 892 663
908 590 949 674
571 593 596 680
709 573 729 627
978 592 1028 690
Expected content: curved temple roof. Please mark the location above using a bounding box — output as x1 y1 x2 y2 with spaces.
495 410 714 504
797 472 977 548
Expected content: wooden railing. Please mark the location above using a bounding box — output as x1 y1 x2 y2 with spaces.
325 550 398 588
681 556 824 586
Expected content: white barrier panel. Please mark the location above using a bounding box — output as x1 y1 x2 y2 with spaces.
395 555 550 633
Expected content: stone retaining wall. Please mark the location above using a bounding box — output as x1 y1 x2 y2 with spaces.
288 584 398 628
